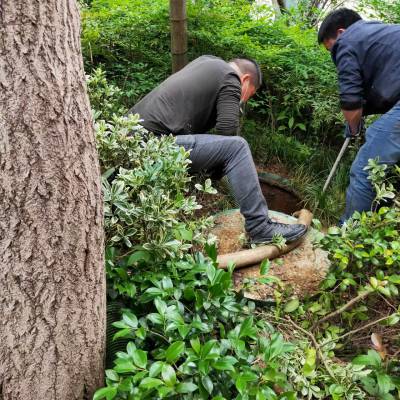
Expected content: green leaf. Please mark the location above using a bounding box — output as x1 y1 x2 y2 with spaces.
147 313 164 325
303 347 316 377
190 337 201 354
126 250 150 265
200 340 216 359
377 372 392 394
176 382 198 394
93 386 117 400
205 243 217 262
352 350 381 367
118 377 133 392
235 375 247 395
132 349 147 369
239 317 256 339
259 259 271 275
179 228 193 241
288 117 294 129
105 370 119 382
154 298 167 315
114 360 136 374
102 167 116 180
139 377 164 390
161 364 176 387
122 312 138 328
384 314 400 326
126 342 136 357
284 298 299 313
388 275 400 284
165 341 185 363
202 375 214 394
328 226 341 235
113 328 132 340
377 286 391 297
213 357 236 371
149 361 164 378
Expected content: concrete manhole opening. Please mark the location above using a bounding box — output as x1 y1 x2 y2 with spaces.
258 172 304 215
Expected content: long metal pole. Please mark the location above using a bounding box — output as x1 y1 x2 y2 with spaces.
322 137 351 193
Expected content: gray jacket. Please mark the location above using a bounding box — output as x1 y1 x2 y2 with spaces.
128 55 241 136
332 20 400 115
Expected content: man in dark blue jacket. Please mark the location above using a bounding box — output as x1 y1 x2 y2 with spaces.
318 9 400 222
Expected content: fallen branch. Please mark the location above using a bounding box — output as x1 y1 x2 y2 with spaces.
285 317 338 383
312 290 371 330
335 314 396 342
321 313 396 348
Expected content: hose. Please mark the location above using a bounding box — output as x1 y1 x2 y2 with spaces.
216 209 313 269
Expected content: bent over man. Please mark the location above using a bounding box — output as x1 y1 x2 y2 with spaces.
318 9 400 223
129 55 307 243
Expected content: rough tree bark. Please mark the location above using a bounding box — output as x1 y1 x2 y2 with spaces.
0 1 105 399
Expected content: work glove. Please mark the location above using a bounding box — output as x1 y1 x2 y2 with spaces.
344 118 365 138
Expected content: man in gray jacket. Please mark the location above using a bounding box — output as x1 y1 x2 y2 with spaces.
129 55 307 243
318 9 400 223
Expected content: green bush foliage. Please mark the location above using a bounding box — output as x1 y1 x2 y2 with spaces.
98 250 299 399
94 114 300 399
359 0 400 23
96 115 214 286
81 0 170 104
87 68 127 120
81 0 340 143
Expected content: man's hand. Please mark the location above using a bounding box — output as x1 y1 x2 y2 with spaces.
344 118 364 138
342 108 363 135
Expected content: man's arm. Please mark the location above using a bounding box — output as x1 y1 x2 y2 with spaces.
334 41 364 133
215 74 241 136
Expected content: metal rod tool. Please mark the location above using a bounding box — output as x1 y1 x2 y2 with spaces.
322 137 351 193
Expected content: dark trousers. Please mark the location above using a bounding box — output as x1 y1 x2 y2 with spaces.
175 134 270 235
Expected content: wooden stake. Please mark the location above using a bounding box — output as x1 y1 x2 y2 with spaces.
170 0 188 73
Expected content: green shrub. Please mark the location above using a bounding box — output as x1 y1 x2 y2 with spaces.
96 250 298 399
87 67 127 120
82 0 341 144
93 113 299 399
359 0 400 23
82 0 170 105
316 162 400 304
96 114 214 264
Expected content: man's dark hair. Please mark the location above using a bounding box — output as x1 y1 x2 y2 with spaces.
230 57 263 88
318 8 362 44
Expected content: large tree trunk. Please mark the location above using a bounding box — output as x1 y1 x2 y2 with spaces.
0 1 105 399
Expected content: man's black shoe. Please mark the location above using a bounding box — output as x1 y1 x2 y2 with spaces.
250 221 308 244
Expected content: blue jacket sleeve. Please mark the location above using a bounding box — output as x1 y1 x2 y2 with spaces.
334 41 364 110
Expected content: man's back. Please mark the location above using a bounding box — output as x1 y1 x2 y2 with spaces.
129 55 241 136
332 20 400 114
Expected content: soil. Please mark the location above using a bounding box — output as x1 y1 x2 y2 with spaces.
210 211 245 255
211 210 329 300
